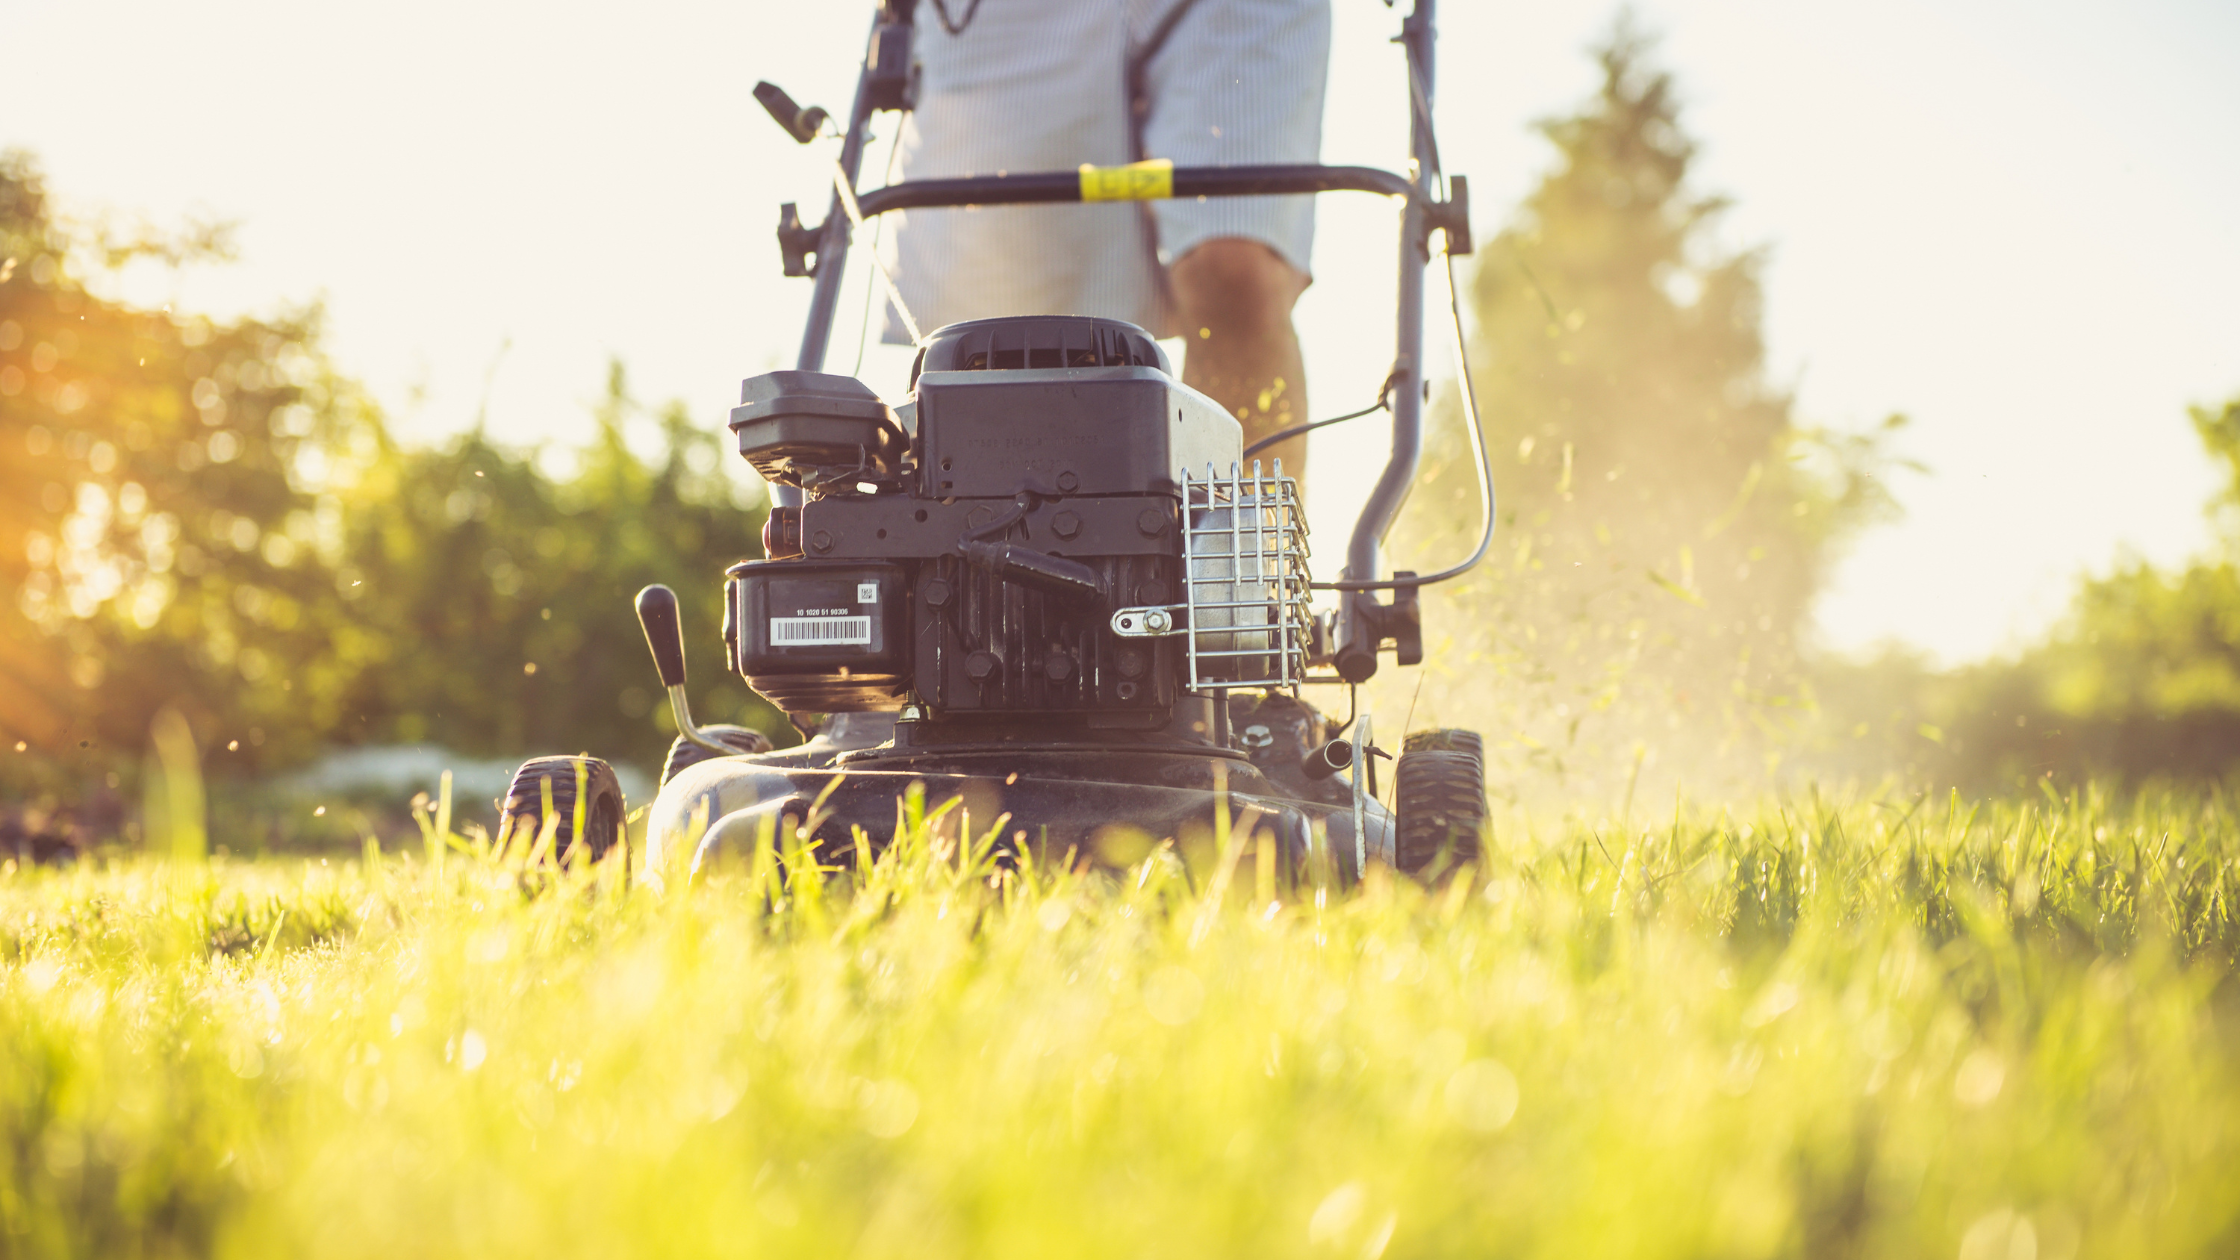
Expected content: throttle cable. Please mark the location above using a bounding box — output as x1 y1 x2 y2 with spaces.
1310 243 1496 592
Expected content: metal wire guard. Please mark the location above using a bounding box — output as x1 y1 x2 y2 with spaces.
1180 461 1312 692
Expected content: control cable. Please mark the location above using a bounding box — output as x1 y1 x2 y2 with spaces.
1309 242 1494 592
1241 387 1392 461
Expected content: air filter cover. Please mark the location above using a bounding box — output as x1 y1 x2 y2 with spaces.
729 370 907 487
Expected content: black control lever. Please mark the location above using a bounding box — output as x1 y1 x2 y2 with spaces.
635 584 730 753
635 584 688 686
754 81 829 145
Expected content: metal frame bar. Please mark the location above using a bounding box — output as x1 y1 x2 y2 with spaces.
777 7 890 512
1337 0 1437 678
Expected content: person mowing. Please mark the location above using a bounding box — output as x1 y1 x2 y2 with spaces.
886 0 1331 481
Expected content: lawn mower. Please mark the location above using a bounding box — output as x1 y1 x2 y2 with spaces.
500 0 1496 884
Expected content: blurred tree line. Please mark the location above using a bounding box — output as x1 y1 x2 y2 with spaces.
1393 28 1902 794
1394 25 2240 796
0 150 774 816
1817 395 2240 788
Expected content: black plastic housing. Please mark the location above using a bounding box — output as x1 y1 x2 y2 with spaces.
864 18 916 112
732 560 908 711
729 371 907 488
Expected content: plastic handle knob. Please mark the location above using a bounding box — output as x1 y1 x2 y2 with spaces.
753 81 826 145
635 584 688 688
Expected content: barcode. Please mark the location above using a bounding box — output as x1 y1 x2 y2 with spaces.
770 616 872 646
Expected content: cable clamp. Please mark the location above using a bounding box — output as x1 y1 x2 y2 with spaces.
1425 174 1472 255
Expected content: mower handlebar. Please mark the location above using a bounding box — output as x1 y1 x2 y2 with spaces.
848 162 1421 220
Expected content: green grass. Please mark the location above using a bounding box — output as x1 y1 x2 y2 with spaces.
3 784 2238 1258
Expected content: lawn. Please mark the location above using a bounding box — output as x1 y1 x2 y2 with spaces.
2 784 2236 1258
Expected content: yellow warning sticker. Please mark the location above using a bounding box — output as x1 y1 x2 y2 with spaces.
1078 159 1175 202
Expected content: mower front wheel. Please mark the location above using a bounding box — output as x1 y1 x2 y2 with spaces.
1394 746 1487 875
501 756 626 869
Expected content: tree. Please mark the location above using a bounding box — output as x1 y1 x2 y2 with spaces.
4 150 775 818
317 368 776 775
1392 28 1895 792
2 149 363 799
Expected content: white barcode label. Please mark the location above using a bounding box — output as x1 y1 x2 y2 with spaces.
856 582 879 604
769 615 873 647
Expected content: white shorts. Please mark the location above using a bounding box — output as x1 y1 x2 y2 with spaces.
884 0 1332 341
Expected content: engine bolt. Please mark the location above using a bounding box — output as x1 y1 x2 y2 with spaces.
1136 508 1167 536
964 650 1001 681
809 529 834 553
1051 511 1081 540
1056 470 1079 492
1043 650 1073 681
923 578 953 608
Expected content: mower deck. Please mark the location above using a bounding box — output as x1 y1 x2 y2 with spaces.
645 710 1392 882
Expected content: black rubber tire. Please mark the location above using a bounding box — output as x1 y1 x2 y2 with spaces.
1403 727 1485 763
1394 749 1487 874
660 724 774 787
502 756 626 867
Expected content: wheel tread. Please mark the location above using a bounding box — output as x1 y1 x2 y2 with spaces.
502 755 626 866
1403 728 1484 761
1394 747 1488 874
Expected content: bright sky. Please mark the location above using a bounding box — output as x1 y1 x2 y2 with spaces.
5 0 2235 665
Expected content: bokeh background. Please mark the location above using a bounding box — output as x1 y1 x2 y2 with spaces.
3 0 2237 845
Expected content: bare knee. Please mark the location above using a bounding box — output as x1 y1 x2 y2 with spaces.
1171 238 1308 334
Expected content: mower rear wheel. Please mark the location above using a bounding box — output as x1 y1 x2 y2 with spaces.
501 756 626 868
1403 727 1485 763
660 724 773 787
1394 749 1487 875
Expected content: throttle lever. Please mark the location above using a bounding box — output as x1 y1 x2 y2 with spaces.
634 584 734 755
754 81 829 144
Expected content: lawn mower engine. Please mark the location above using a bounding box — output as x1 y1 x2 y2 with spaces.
634 315 1398 879
732 314 1303 728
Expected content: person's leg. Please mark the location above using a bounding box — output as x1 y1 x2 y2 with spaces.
1169 236 1311 479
